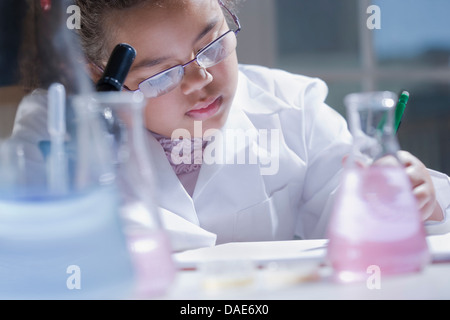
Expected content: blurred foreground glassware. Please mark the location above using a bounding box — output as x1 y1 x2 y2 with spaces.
326 91 429 283
0 0 137 299
0 94 134 299
93 92 176 298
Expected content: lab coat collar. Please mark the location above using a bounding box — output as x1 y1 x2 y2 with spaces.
234 64 329 116
192 67 289 199
146 66 291 221
192 100 258 200
232 65 294 115
145 132 200 225
144 105 258 225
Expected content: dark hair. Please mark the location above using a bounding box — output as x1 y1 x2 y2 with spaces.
75 0 240 67
19 0 92 93
19 0 240 92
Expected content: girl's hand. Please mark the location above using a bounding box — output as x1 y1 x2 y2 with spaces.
397 151 444 222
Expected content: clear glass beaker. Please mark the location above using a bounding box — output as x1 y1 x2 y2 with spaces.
92 92 176 299
0 94 135 299
326 91 429 283
0 0 136 299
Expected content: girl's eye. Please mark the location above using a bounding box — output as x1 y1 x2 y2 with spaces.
196 22 225 53
149 72 173 87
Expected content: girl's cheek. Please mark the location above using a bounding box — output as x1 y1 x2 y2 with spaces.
143 100 165 130
220 55 239 93
143 98 179 133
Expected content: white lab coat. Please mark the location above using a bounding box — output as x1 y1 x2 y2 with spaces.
10 64 450 252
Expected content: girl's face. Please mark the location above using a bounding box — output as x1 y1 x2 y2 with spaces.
105 0 239 138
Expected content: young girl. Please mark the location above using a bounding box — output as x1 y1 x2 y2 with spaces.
13 0 450 251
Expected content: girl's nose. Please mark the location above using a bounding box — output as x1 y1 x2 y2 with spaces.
180 63 213 95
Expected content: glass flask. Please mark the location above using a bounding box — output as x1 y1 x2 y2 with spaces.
0 93 135 299
326 91 429 283
0 1 134 299
93 92 176 299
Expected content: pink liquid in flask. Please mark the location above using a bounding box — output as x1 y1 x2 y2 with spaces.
327 166 430 283
127 229 176 298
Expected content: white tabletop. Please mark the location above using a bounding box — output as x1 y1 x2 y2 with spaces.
160 233 450 300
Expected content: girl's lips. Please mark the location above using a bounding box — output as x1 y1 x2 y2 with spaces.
186 97 223 121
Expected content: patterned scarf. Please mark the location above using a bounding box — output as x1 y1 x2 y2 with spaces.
152 132 208 175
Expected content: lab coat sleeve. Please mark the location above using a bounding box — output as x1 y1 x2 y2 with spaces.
8 90 49 185
159 207 217 252
425 169 450 235
237 65 353 240
11 89 49 145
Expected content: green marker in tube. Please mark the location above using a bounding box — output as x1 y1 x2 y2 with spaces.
376 90 409 133
395 90 409 133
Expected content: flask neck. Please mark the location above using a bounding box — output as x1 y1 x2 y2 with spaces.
92 92 162 228
346 93 401 167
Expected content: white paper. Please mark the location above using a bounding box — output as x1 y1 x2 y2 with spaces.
427 232 450 262
172 233 450 269
172 239 328 269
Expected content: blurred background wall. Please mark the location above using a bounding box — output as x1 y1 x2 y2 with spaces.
1 0 449 175
0 0 27 139
236 0 450 175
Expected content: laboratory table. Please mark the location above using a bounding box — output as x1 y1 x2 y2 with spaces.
159 234 450 300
